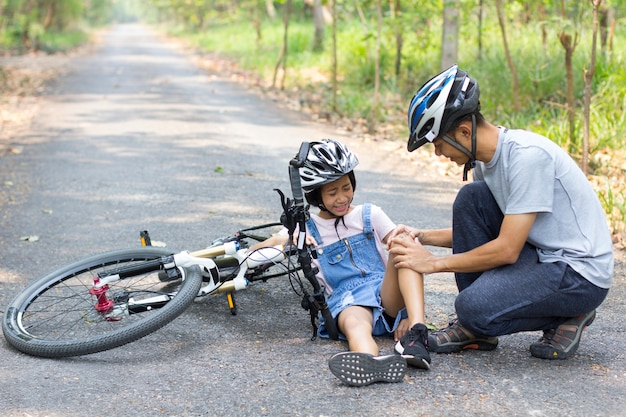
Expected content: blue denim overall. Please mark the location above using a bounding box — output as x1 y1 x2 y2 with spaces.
307 204 406 339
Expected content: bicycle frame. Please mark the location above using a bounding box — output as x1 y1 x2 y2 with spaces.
90 238 291 318
2 142 338 358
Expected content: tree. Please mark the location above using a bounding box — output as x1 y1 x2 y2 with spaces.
441 0 459 69
389 0 403 78
312 0 324 51
582 0 602 175
495 0 520 112
272 0 292 90
477 0 484 61
369 0 383 133
265 0 277 19
331 0 338 111
558 1 580 155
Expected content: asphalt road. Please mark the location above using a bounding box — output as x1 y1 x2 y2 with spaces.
0 24 624 417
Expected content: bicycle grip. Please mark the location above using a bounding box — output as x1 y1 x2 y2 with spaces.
288 141 310 207
289 165 304 207
291 141 310 168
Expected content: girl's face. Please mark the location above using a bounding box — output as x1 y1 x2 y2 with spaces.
320 175 354 217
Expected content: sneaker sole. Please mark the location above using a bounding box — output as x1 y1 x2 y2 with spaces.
530 310 596 360
402 355 431 370
328 352 407 387
394 341 431 370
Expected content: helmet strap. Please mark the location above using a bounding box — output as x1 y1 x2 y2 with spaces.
442 114 477 181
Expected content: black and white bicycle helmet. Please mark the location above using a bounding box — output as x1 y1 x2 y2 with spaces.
407 64 480 152
407 65 480 180
299 139 359 193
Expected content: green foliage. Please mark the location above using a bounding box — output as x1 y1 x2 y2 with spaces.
2 0 625 234
0 0 123 51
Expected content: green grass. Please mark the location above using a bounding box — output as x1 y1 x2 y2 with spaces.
161 14 626 236
174 15 626 154
0 28 89 53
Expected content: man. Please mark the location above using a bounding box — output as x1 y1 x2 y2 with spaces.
388 65 613 359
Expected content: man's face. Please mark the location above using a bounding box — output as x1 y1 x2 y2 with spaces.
432 132 470 166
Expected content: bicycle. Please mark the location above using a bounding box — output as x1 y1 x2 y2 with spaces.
2 142 338 358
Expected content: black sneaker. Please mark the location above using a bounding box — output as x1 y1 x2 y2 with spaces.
427 319 498 353
394 323 431 369
530 310 596 360
328 352 407 387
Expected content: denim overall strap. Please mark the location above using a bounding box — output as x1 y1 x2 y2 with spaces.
362 203 374 240
306 216 323 246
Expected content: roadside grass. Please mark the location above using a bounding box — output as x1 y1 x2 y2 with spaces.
2 16 624 243
165 17 626 242
0 28 89 54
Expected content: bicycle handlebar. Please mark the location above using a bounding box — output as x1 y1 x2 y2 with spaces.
282 141 338 340
288 141 309 210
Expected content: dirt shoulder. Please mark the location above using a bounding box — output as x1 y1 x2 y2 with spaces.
0 53 73 156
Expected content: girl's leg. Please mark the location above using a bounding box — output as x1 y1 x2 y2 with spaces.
330 305 408 386
380 239 432 369
337 305 378 355
380 234 426 331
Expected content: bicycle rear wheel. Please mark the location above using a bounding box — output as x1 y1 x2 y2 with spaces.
2 247 203 358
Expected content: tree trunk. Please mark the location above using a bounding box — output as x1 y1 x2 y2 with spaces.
582 0 602 175
265 0 276 19
249 1 262 43
599 5 608 56
312 0 324 52
331 0 338 112
353 0 370 34
391 0 403 79
558 0 580 155
272 0 292 90
477 0 483 61
369 0 382 133
495 0 520 112
441 0 459 69
43 0 55 30
560 31 578 154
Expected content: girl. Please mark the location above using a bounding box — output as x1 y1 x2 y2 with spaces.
256 139 430 387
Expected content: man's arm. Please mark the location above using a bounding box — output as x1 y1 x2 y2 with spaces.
389 213 537 274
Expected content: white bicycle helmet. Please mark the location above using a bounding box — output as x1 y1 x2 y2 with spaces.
407 65 480 152
299 139 359 193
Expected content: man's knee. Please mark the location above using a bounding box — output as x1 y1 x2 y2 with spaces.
453 181 490 211
455 291 494 336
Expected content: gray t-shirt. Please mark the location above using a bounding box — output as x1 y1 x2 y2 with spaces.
473 127 613 289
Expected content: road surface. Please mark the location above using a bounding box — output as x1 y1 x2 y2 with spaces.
0 24 624 417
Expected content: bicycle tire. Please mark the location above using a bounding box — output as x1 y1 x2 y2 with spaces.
2 248 203 358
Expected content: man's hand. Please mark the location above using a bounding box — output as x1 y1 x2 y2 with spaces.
385 224 418 249
388 232 439 274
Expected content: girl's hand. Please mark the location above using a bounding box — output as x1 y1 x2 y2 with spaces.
304 235 318 247
394 318 411 342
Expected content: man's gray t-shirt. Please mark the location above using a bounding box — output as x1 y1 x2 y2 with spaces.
472 127 613 289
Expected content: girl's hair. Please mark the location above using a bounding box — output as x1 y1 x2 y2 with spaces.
305 171 357 211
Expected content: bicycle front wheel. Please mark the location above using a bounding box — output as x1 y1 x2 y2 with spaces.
2 248 203 358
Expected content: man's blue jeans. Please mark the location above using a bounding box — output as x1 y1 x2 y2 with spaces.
451 181 608 336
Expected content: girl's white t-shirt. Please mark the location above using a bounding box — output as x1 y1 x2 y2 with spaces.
280 204 396 294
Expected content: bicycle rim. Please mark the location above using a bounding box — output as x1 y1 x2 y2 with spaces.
2 248 203 358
